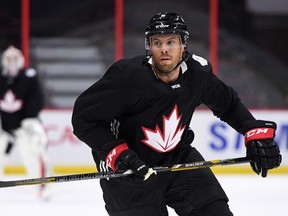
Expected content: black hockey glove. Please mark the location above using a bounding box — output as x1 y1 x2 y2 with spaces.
244 120 282 177
116 149 156 183
104 143 156 183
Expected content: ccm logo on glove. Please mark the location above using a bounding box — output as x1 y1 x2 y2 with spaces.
245 128 274 145
106 143 128 171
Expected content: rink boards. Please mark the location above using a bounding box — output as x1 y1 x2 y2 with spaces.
4 108 288 175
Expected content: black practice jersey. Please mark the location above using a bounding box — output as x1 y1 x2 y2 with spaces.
0 68 44 132
72 54 254 166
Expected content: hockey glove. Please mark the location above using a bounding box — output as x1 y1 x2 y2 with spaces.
105 143 156 183
244 120 281 177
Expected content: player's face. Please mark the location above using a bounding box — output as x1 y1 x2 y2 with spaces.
150 35 184 74
3 54 21 77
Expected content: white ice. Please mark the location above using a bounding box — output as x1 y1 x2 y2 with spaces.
1 174 287 216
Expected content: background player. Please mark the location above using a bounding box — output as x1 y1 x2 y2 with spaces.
0 45 53 199
72 12 281 216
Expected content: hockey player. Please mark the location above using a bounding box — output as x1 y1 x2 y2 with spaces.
0 46 53 199
72 12 281 216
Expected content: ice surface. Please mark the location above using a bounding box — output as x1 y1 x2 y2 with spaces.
1 174 287 216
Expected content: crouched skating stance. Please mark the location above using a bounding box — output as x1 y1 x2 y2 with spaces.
72 12 281 215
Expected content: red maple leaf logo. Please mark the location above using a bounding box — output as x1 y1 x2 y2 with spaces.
141 105 185 152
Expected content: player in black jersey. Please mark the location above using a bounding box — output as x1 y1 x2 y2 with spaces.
0 46 53 199
72 12 281 215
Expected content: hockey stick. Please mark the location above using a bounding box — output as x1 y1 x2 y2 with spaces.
0 157 249 188
0 114 15 147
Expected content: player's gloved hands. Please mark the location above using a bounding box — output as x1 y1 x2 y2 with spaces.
105 143 156 183
244 120 281 177
116 149 156 182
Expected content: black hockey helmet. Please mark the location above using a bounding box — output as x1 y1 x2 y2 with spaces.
145 12 189 50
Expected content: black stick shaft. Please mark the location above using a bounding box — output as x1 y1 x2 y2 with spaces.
0 157 249 188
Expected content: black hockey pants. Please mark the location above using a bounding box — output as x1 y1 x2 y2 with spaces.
99 146 233 216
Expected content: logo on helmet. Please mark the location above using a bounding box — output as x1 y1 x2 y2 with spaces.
156 23 169 29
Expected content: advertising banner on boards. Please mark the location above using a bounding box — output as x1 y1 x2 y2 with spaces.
6 109 288 172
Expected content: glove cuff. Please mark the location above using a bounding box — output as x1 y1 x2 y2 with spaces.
245 128 275 145
105 143 129 171
244 120 276 146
